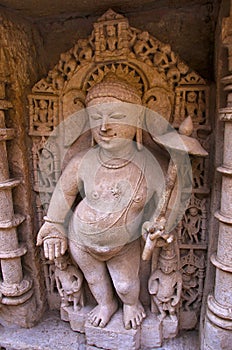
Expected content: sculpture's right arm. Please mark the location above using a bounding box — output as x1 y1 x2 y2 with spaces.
37 156 82 260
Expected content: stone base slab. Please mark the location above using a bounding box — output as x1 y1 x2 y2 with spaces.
85 310 140 350
140 311 162 348
61 305 92 333
61 307 181 349
162 315 178 339
0 310 199 350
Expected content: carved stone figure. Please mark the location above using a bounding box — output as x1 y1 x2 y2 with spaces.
28 11 211 348
182 206 201 244
181 264 199 311
106 24 117 51
54 254 84 311
148 248 182 321
37 73 169 330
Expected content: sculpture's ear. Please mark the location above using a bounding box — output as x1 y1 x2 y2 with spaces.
62 89 88 148
59 88 92 170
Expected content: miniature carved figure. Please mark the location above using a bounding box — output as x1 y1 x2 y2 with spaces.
38 148 54 190
192 157 205 188
148 249 182 320
182 206 201 244
98 27 106 52
54 254 84 311
106 25 117 51
37 73 169 330
185 91 204 123
78 39 93 61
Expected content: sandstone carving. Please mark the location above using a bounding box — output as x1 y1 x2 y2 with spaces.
54 254 84 311
149 246 182 321
27 9 211 349
0 49 33 322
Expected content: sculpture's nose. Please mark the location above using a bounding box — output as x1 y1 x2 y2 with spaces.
100 115 110 131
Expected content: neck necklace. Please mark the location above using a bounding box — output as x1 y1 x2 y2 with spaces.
97 148 136 169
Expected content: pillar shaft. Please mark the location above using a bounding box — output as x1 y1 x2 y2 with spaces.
0 80 32 305
203 81 232 348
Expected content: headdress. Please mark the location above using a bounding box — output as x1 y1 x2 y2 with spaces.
85 73 142 105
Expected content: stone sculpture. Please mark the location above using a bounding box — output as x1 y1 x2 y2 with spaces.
28 10 210 348
54 254 84 311
148 248 182 321
37 73 171 330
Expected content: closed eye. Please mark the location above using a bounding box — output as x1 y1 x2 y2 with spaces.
109 114 126 120
90 114 102 120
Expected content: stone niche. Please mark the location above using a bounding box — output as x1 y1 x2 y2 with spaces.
1 8 212 350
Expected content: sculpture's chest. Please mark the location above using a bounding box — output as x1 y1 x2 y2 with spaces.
83 162 148 211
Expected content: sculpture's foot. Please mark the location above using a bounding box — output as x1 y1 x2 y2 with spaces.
88 299 118 328
123 302 146 330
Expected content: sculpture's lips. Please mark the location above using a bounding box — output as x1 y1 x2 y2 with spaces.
99 133 116 141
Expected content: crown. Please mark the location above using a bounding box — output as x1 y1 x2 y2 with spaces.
159 246 177 263
85 72 142 105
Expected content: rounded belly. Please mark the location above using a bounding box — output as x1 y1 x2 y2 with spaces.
69 198 143 249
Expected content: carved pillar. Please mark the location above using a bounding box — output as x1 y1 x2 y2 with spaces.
0 76 33 309
203 12 232 350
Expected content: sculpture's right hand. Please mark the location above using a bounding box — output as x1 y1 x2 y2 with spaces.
43 237 67 260
36 222 67 261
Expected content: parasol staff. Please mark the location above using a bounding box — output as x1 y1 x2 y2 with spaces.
142 158 177 261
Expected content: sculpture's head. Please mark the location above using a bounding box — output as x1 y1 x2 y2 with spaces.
54 255 69 270
158 248 177 274
188 206 198 216
85 73 143 151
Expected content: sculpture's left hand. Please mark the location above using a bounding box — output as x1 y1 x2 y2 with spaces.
142 217 166 241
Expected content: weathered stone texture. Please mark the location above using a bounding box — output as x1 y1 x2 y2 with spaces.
0 9 47 327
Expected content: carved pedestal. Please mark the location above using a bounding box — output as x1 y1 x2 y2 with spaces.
203 76 232 349
61 306 182 349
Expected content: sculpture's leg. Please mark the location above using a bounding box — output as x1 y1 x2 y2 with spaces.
107 239 146 330
69 241 118 327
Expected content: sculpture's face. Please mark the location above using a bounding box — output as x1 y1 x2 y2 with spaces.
160 260 175 274
87 98 140 152
55 258 68 271
107 25 116 36
189 207 198 216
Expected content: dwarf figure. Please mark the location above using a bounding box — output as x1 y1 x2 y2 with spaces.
148 248 182 320
54 254 84 311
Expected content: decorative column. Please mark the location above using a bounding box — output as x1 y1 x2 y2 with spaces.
203 14 232 349
0 75 33 310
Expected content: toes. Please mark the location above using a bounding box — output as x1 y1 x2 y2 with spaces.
93 319 100 327
131 319 137 330
136 315 142 326
99 320 106 328
124 321 131 330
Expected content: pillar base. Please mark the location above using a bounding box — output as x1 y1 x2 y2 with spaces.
203 313 232 350
203 294 232 350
